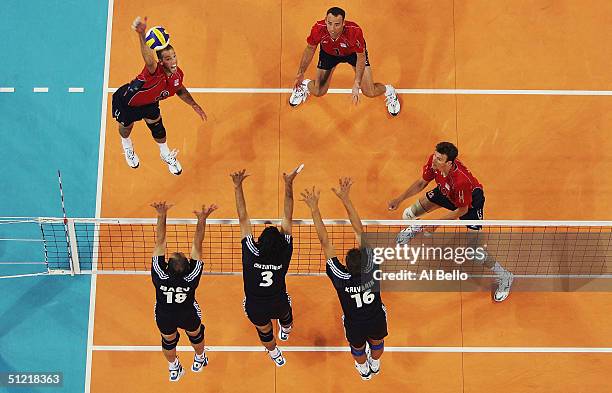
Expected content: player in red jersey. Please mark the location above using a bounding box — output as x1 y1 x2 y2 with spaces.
111 16 207 175
289 7 400 116
388 142 514 302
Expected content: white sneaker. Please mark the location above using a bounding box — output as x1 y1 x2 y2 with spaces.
169 361 185 382
494 271 514 302
355 361 372 381
278 320 290 341
396 224 423 245
191 353 208 372
161 149 182 175
289 80 310 107
369 358 380 376
269 348 286 367
384 85 400 116
123 146 140 169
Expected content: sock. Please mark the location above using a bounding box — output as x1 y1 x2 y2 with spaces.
158 142 170 156
195 351 206 360
121 137 133 149
384 84 394 96
490 261 507 276
168 358 179 370
268 347 280 358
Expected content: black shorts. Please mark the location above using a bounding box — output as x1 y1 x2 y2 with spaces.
155 302 202 335
243 293 292 326
426 187 485 230
317 48 371 70
343 305 388 348
112 83 160 127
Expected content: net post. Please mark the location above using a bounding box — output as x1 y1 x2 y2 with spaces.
67 219 80 275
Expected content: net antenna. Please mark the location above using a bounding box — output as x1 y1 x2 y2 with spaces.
57 170 80 275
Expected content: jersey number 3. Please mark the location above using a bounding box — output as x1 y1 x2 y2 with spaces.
163 292 187 304
259 271 273 287
351 290 374 308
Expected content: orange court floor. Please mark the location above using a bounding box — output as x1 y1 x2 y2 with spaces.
92 0 612 392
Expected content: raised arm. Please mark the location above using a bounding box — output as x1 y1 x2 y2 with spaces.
231 169 252 239
294 44 317 88
132 16 157 74
151 201 173 257
301 187 335 260
332 177 364 247
280 164 303 235
191 204 218 260
387 178 430 211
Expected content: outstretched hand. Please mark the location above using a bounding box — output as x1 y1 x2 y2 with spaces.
300 186 320 210
283 164 303 184
351 83 360 106
132 16 147 34
151 201 173 214
331 177 353 201
194 204 218 220
230 169 250 187
192 104 207 121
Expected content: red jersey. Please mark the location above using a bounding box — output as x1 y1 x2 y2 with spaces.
128 63 184 107
306 20 365 57
422 154 483 208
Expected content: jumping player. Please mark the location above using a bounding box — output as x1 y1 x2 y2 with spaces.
387 142 514 302
150 201 217 382
231 165 302 367
302 179 388 380
289 7 401 116
112 16 207 175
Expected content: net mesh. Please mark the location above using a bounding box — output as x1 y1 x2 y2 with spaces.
35 218 612 276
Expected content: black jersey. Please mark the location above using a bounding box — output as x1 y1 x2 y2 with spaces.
151 255 204 311
241 234 292 301
326 249 384 323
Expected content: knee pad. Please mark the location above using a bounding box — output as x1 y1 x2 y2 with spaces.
350 345 366 357
279 310 293 327
188 325 205 345
162 332 180 350
369 340 384 351
257 327 274 343
146 118 166 139
402 200 426 220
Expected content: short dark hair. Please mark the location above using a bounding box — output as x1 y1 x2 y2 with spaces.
326 7 346 20
168 252 188 278
257 226 284 258
435 142 458 162
345 248 363 276
156 44 174 61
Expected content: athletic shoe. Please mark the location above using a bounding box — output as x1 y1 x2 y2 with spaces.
289 80 310 107
123 146 140 169
396 224 423 245
160 149 182 175
278 320 290 341
191 353 208 373
384 85 400 116
355 361 372 381
493 271 514 302
368 358 381 376
169 361 185 382
269 348 286 367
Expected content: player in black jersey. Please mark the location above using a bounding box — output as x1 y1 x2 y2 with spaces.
231 165 302 367
150 201 217 382
301 178 387 380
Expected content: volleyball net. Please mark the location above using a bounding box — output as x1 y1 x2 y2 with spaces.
1 218 610 283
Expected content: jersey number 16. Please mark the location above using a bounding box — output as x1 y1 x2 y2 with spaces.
351 290 374 308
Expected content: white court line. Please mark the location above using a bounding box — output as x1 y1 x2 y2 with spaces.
105 87 612 96
86 0 114 392
33 87 49 93
92 345 612 353
68 87 85 93
0 87 15 93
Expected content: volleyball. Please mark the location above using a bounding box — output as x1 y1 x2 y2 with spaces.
145 26 171 51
